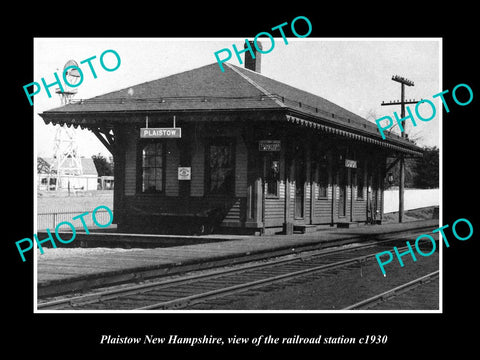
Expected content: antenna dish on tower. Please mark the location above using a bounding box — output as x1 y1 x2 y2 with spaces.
56 59 81 104
63 60 81 87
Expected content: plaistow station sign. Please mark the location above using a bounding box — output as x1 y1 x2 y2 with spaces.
140 127 182 138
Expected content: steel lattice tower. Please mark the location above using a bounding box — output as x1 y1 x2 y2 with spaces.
50 125 83 190
49 59 83 190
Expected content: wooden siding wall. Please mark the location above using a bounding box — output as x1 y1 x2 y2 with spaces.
264 147 286 227
264 180 287 227
331 170 352 222
224 131 247 225
304 182 311 221
122 124 248 228
190 136 204 197
312 177 333 224
376 171 384 219
376 189 383 217
329 168 363 223
120 122 388 231
352 168 367 223
345 171 352 221
123 124 248 199
303 149 313 224
235 138 248 198
124 126 137 196
332 180 339 222
289 185 295 221
165 140 179 196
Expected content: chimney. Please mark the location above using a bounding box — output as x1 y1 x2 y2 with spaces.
244 40 262 73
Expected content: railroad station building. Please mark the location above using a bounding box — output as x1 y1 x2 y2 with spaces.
39 43 423 235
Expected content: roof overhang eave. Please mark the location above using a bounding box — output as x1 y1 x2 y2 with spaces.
284 112 423 157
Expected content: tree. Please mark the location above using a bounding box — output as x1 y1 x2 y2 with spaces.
92 153 114 176
385 146 439 189
412 146 439 188
385 157 417 189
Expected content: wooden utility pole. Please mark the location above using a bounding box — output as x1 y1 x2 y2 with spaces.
381 75 418 223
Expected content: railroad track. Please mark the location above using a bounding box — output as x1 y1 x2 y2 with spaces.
343 270 440 310
38 230 438 311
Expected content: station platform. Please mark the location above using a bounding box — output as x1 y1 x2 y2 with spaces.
37 219 439 297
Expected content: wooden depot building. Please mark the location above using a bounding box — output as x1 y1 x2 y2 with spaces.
40 44 423 235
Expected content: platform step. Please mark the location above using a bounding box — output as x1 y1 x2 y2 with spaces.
293 224 333 234
293 225 317 234
336 222 360 228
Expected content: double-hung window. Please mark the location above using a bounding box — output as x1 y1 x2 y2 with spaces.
140 142 165 193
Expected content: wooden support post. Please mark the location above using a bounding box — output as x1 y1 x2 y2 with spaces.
284 136 293 235
242 123 262 231
307 137 313 225
310 162 315 225
349 168 353 222
112 126 125 228
399 154 405 223
261 157 266 235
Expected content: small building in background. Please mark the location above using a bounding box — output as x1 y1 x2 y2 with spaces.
98 175 114 190
37 157 99 191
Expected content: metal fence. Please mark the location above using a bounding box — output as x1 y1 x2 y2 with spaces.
37 209 114 231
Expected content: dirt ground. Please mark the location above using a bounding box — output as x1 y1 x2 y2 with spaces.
37 190 113 213
383 206 438 223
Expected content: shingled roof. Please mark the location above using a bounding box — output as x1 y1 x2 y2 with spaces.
39 62 422 155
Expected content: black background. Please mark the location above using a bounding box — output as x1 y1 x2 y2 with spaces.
6 4 478 356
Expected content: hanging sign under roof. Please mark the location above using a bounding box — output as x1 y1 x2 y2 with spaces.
259 140 281 151
140 128 182 138
345 159 357 168
141 115 181 138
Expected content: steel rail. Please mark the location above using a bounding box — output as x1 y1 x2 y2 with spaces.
37 228 437 310
137 241 438 310
136 251 386 310
342 270 440 310
138 241 439 310
38 239 384 309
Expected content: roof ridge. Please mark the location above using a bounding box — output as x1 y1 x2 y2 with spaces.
228 63 384 133
225 63 286 108
88 63 220 101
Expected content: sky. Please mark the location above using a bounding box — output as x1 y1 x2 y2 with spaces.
33 38 441 159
